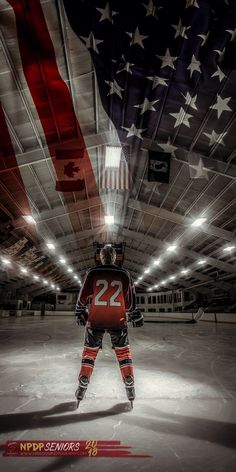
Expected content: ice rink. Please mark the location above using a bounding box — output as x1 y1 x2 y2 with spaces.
0 316 236 472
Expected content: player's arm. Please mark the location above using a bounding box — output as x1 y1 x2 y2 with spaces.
126 273 144 328
75 271 92 326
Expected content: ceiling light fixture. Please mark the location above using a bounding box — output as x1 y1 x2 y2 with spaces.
153 258 161 266
105 145 121 168
191 217 207 227
198 259 207 265
33 275 39 280
169 275 176 280
20 267 28 274
223 245 235 252
144 268 150 274
104 215 114 225
46 242 56 251
56 287 60 291
59 257 66 264
67 267 73 273
181 269 189 275
51 284 55 289
1 257 11 265
166 244 177 252
23 215 37 225
147 287 152 292
43 279 48 285
73 275 78 279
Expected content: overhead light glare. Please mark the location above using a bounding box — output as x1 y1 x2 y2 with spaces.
1 257 11 265
51 284 55 289
154 284 159 289
33 275 39 280
144 268 150 274
73 275 78 279
223 245 235 252
105 145 121 168
166 244 177 252
181 269 189 275
43 279 48 285
20 267 28 274
67 267 73 273
191 217 207 227
59 257 66 264
153 258 161 266
23 215 37 225
46 242 56 251
198 259 207 265
56 287 60 291
169 275 176 280
138 276 143 280
105 215 114 225
147 287 152 292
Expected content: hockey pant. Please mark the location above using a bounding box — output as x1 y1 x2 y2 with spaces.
79 327 134 381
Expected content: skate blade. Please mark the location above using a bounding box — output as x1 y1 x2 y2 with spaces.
76 400 80 409
130 400 134 409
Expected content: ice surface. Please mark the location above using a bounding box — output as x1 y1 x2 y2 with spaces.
0 316 236 472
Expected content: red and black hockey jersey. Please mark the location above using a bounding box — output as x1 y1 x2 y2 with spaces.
76 264 135 329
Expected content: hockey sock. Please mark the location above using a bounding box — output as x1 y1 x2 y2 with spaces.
114 345 134 380
79 346 100 379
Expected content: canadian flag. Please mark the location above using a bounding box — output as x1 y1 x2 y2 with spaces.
53 144 85 192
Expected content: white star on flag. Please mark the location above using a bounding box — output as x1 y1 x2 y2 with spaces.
226 28 236 42
211 66 225 83
142 0 156 17
117 55 134 74
214 48 225 63
96 3 112 22
81 32 103 53
122 124 146 139
182 91 198 110
127 27 149 49
170 107 193 128
210 95 232 118
157 137 178 156
189 157 209 179
197 32 209 46
146 75 168 89
185 0 199 7
203 130 227 147
171 19 190 39
134 98 159 115
187 54 201 77
105 79 124 98
156 48 178 69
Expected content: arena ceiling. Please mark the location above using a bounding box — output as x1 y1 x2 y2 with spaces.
0 0 236 299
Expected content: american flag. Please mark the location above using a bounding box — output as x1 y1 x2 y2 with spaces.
63 0 236 169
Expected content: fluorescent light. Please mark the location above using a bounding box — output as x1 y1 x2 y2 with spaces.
73 275 78 279
198 259 207 265
223 245 235 252
144 268 150 274
23 215 36 225
105 146 121 168
43 279 48 285
67 267 73 273
1 257 11 265
138 276 143 280
154 284 159 289
134 281 138 285
51 284 55 289
105 215 114 225
56 287 60 291
33 275 39 280
153 258 161 266
191 217 207 227
169 275 176 280
166 244 177 252
46 242 56 251
181 269 189 275
59 257 66 264
147 287 152 292
20 267 28 274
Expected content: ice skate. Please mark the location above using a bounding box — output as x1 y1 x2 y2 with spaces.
75 375 89 408
124 376 135 408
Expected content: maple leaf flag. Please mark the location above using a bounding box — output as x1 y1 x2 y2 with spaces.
53 145 85 192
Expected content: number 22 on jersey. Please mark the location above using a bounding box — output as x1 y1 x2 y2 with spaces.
94 279 122 307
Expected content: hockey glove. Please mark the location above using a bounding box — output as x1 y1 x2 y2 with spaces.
128 309 144 328
75 307 88 326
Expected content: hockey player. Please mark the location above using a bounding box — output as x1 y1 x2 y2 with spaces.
75 244 144 407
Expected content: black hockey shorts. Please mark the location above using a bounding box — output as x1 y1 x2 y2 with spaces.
84 327 129 349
